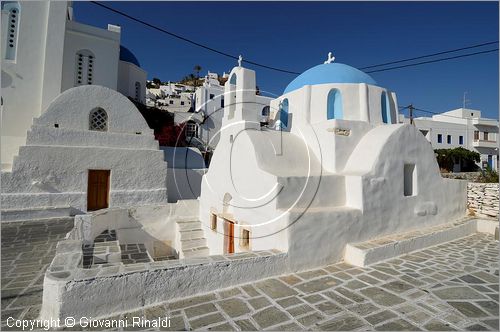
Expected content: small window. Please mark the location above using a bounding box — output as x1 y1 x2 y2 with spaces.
261 106 270 117
404 164 417 197
221 98 224 108
484 132 489 141
210 213 217 231
209 94 215 99
89 108 108 131
327 89 343 120
185 122 198 138
75 49 95 86
134 82 141 101
474 131 479 141
4 2 21 61
459 136 464 145
447 135 452 144
54 124 59 128
169 100 174 105
240 229 250 248
180 101 185 106
230 135 234 143
437 134 442 143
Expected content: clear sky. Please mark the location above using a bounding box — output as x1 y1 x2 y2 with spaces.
74 1 499 119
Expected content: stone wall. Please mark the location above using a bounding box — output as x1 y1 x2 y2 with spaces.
468 182 499 219
442 172 482 182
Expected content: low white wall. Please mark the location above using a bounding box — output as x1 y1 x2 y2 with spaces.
468 182 499 219
40 250 288 321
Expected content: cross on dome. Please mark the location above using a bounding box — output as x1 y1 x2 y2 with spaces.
238 55 243 67
324 52 335 64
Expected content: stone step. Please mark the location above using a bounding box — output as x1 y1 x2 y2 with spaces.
344 218 497 267
177 220 202 231
181 238 207 250
1 206 72 222
182 246 209 258
180 229 205 240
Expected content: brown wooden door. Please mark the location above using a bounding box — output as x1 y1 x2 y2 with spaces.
223 219 235 254
87 170 110 211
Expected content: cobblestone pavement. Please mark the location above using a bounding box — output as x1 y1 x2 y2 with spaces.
1 225 498 331
1 218 74 326
98 234 499 331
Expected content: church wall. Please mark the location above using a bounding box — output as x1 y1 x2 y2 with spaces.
61 20 120 93
1 1 58 168
117 60 147 104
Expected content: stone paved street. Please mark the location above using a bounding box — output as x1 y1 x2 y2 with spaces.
1 222 498 331
94 233 498 331
1 218 74 326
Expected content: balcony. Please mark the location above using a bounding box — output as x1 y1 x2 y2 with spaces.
472 139 498 148
472 118 499 127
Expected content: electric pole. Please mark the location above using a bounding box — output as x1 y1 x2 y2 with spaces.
409 104 414 125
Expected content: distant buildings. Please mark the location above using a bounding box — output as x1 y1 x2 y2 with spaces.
409 108 499 170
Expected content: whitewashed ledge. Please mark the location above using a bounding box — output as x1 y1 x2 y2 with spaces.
39 245 288 321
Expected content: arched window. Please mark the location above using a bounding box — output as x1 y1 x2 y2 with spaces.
135 82 141 101
261 106 270 117
327 89 343 120
227 74 237 120
3 2 21 61
75 50 95 86
279 99 289 128
381 91 391 124
89 108 108 131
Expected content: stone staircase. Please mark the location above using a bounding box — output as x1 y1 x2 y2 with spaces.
176 219 209 258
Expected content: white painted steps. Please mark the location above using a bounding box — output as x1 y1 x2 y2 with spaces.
176 219 209 258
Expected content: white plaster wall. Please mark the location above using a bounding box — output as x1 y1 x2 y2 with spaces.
1 1 67 168
1 86 168 213
117 60 147 104
61 20 120 92
34 85 152 134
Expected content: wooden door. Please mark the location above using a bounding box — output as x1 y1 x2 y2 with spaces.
87 170 110 211
223 219 234 254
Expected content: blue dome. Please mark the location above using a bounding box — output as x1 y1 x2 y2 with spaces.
284 63 377 94
119 46 141 67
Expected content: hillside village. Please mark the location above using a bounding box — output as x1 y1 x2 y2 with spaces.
0 1 498 331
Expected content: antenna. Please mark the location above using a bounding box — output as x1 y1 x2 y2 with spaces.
463 91 471 109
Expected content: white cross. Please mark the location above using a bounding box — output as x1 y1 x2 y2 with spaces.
238 55 243 67
324 52 335 64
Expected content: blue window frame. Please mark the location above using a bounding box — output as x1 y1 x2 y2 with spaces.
279 99 289 128
327 89 343 120
381 91 392 124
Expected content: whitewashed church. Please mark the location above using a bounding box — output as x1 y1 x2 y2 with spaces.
1 1 166 216
199 55 467 270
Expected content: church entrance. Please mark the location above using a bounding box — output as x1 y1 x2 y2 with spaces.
87 170 110 211
223 219 235 254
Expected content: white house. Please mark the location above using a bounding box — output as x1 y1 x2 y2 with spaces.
1 1 147 170
198 58 467 270
409 109 499 170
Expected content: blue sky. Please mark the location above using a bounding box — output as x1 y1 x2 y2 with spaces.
74 1 499 119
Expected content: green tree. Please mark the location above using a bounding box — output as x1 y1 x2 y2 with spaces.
434 147 480 172
152 77 161 87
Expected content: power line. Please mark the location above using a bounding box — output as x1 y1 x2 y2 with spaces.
366 49 498 74
90 1 300 75
90 1 498 77
360 41 498 70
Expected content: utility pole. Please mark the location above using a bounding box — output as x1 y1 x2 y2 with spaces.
409 104 414 125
